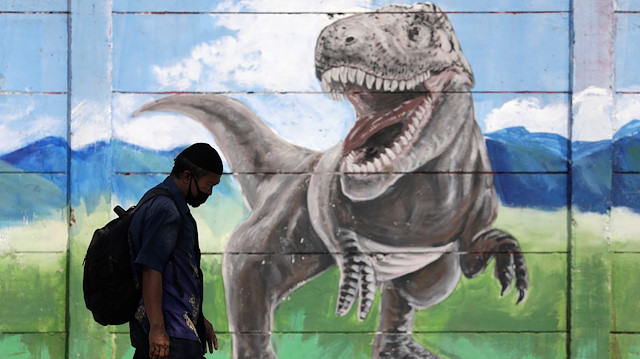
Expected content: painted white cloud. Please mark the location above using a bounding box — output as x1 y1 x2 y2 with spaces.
484 97 568 138
0 98 64 154
483 86 640 142
153 0 368 92
572 86 613 142
113 94 216 151
615 93 640 132
70 99 110 150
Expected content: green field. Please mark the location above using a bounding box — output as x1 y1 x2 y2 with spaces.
0 204 638 358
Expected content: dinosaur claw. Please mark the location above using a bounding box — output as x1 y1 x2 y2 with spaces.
516 288 527 304
335 229 377 320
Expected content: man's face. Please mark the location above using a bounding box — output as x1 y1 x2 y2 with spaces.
187 172 222 207
194 172 222 196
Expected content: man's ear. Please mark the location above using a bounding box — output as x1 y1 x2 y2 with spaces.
182 170 192 182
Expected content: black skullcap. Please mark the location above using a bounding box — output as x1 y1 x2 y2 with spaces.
178 143 223 174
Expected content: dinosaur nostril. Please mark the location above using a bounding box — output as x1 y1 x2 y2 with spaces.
346 36 355 44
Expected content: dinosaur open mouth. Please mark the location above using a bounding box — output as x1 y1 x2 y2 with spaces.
320 66 435 175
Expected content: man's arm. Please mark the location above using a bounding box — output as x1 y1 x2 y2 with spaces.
143 267 170 359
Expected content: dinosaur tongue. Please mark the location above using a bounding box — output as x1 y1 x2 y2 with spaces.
342 97 425 156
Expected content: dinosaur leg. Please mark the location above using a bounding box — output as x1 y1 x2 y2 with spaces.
372 252 460 359
223 236 334 359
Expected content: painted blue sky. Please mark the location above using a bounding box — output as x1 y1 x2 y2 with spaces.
0 0 638 154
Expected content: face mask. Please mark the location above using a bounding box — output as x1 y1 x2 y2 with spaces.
186 175 210 207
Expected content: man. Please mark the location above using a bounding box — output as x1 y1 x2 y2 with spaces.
129 143 222 359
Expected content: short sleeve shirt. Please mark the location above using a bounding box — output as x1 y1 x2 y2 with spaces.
129 176 204 343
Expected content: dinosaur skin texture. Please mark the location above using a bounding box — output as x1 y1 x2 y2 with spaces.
135 3 529 358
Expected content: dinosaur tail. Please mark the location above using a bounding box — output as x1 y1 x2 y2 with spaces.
134 94 318 209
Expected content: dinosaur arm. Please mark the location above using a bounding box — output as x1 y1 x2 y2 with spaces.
307 145 376 321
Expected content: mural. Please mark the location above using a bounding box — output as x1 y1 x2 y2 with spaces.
134 3 529 358
1 0 640 358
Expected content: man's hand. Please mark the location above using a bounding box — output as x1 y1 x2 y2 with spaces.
204 317 219 353
148 326 170 359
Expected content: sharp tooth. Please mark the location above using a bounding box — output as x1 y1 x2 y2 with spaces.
322 80 331 93
385 147 397 160
390 80 398 92
347 163 354 172
400 136 409 146
375 77 383 90
374 157 383 170
412 116 420 126
366 74 376 89
356 70 365 86
339 67 348 83
399 80 406 91
354 165 362 173
367 162 376 172
408 124 416 133
380 153 391 166
348 68 356 83
322 71 331 84
359 164 367 172
425 70 431 79
394 142 402 154
331 68 341 81
407 78 415 90
383 79 391 91
405 130 413 140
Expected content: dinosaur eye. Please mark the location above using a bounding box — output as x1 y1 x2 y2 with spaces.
408 26 420 41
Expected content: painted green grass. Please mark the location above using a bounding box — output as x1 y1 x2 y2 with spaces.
0 204 635 358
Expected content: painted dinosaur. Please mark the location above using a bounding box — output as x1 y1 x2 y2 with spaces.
135 2 529 358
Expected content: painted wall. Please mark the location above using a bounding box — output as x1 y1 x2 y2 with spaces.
0 0 638 358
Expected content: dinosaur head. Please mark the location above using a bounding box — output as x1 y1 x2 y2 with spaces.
315 2 474 201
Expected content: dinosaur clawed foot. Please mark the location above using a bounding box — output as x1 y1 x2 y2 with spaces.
463 228 529 304
373 333 443 359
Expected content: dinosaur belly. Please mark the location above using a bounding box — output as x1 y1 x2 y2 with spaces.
359 237 457 282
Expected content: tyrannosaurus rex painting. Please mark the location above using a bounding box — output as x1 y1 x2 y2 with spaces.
135 3 529 358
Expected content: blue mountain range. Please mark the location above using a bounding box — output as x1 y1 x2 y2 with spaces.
2 120 640 219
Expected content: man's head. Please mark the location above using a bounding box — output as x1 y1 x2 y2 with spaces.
171 143 223 207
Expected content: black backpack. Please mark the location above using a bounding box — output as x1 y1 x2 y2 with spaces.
83 188 174 326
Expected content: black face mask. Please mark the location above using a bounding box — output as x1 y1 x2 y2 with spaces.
186 176 210 207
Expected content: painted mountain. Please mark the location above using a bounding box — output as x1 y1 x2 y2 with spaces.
2 121 640 219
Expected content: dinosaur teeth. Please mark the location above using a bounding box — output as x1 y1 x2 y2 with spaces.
385 147 397 161
366 162 376 172
374 157 382 169
399 80 406 91
393 142 402 154
380 152 391 166
407 78 416 90
348 68 357 83
375 77 383 91
390 80 399 92
331 68 341 82
356 69 366 86
339 67 349 83
322 80 332 93
366 74 376 89
412 116 420 127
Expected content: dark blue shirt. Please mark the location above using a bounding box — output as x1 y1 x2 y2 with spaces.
129 176 204 343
